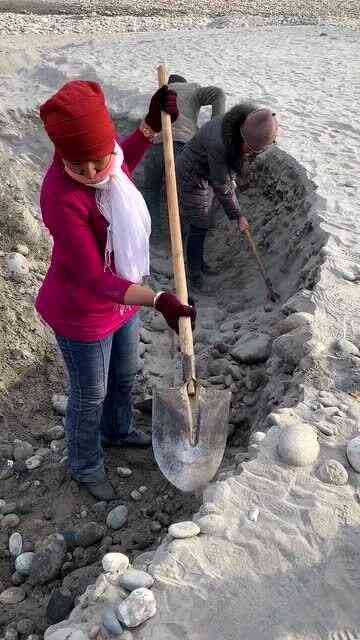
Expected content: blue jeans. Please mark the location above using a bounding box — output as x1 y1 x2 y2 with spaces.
56 316 140 483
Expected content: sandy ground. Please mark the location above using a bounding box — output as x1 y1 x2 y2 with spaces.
0 11 360 640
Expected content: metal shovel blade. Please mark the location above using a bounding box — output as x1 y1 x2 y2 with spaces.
152 383 231 492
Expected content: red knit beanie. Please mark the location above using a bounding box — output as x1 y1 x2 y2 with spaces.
39 80 116 162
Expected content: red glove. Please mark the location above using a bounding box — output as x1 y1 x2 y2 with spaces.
154 292 196 334
145 86 179 133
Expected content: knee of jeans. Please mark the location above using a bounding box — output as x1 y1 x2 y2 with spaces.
70 383 107 412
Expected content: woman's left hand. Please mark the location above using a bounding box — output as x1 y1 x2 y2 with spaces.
145 86 179 133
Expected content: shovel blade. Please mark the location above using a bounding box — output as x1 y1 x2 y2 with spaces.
152 384 231 492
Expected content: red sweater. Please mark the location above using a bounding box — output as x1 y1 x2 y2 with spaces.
36 129 151 341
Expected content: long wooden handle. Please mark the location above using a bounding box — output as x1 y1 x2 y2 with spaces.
157 64 195 379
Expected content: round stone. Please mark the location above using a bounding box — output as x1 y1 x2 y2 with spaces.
52 394 68 416
11 572 25 586
0 459 15 481
102 607 123 636
15 244 29 257
278 424 320 466
116 467 132 478
25 456 41 471
9 532 23 557
317 460 348 485
248 508 260 522
17 619 34 635
347 435 360 472
102 552 129 575
15 552 35 577
13 441 34 461
6 252 29 281
250 431 266 444
131 490 142 501
0 587 26 605
46 588 74 626
116 588 156 628
1 514 20 530
119 569 154 591
168 521 201 539
106 505 128 530
5 628 17 640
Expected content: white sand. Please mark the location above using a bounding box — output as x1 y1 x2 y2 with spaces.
1 17 360 640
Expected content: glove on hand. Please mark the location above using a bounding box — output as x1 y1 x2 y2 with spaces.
145 86 179 133
155 292 196 335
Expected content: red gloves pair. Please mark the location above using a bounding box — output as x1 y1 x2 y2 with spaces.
145 86 178 133
155 292 196 335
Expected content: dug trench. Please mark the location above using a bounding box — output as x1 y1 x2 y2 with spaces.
0 111 328 634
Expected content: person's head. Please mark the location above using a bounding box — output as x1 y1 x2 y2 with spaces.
40 80 116 182
240 108 278 158
168 74 187 84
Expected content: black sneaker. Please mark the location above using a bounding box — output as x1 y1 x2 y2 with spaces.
102 429 152 449
77 477 116 501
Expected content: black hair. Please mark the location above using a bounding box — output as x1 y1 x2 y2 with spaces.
168 74 187 84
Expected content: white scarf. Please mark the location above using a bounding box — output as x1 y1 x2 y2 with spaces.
94 142 151 283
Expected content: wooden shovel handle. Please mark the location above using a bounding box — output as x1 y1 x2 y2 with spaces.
157 64 195 375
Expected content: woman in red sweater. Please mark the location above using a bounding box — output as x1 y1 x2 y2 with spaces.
37 80 195 500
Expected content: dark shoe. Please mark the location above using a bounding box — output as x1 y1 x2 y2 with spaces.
77 478 116 501
102 429 152 449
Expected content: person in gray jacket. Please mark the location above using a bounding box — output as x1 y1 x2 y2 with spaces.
176 103 278 289
142 74 225 225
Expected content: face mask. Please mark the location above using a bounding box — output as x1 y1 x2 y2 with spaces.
63 154 116 186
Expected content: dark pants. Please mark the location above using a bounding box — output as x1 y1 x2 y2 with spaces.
143 142 186 222
56 316 139 482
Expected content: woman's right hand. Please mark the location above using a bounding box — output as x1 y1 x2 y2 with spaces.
154 292 196 334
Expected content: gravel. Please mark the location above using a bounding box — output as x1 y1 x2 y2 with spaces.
0 0 358 36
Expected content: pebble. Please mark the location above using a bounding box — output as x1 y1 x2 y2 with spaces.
46 588 74 626
15 552 34 577
13 441 34 461
1 514 20 530
25 456 41 471
131 490 142 501
248 507 260 522
107 505 129 530
119 633 134 640
102 552 129 575
335 339 360 357
116 588 156 627
317 460 348 485
230 332 272 364
0 501 17 515
318 424 336 437
138 486 148 494
46 425 65 441
0 459 15 480
117 467 132 478
77 522 105 548
150 521 162 533
28 533 66 585
11 572 25 586
119 569 154 591
93 501 107 515
52 393 68 415
6 252 29 281
278 424 320 466
36 447 51 458
0 587 26 604
250 431 266 444
346 435 360 472
0 442 14 458
16 619 34 635
168 521 201 539
102 607 123 636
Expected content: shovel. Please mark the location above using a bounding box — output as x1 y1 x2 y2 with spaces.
152 64 231 493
